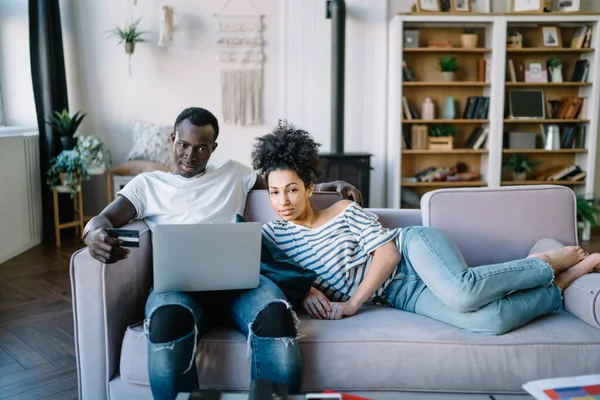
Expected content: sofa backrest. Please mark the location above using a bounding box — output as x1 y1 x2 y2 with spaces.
421 185 578 267
244 190 422 227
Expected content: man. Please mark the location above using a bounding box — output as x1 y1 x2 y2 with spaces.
82 107 361 399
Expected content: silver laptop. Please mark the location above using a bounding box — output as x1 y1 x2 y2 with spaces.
152 222 262 293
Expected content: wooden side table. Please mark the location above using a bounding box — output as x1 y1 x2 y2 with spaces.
52 185 84 248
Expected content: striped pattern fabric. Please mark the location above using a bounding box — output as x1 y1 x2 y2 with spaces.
262 202 401 302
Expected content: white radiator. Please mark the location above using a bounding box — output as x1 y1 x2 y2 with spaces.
0 128 42 264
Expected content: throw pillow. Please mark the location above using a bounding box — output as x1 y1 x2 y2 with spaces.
125 121 173 166
236 214 315 305
111 160 171 176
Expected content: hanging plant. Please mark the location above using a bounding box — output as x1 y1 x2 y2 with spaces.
107 18 148 76
108 17 148 54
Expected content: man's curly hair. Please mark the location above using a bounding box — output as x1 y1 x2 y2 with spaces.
252 121 322 188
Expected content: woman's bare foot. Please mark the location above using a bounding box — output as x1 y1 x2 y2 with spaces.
528 246 586 273
554 253 600 290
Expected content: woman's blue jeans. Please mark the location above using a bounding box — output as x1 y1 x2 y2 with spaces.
380 226 563 335
144 276 302 399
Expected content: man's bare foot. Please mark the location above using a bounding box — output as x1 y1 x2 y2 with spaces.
554 253 600 290
528 246 586 273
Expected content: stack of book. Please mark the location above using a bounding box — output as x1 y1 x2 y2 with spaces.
570 26 593 49
462 97 490 119
404 164 481 183
550 96 587 120
537 164 586 182
571 60 590 82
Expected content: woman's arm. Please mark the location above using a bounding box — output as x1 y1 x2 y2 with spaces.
328 240 400 320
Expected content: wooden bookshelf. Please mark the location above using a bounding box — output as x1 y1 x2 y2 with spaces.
403 119 489 124
401 181 487 187
403 149 488 154
388 14 599 209
501 180 586 186
403 82 490 87
503 149 587 154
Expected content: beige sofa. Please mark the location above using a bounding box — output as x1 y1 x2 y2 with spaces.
70 185 600 399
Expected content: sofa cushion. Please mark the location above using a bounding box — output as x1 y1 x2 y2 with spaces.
120 307 600 393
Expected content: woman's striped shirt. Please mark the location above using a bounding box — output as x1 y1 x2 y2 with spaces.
262 202 401 302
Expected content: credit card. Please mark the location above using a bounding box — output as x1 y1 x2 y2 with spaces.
106 228 140 247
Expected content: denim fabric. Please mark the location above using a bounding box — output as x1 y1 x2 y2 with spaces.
381 226 563 335
144 276 302 400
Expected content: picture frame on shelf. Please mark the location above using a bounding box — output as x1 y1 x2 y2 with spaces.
451 0 471 12
441 0 451 12
558 0 580 12
540 25 562 47
511 0 544 13
524 60 549 82
416 0 441 12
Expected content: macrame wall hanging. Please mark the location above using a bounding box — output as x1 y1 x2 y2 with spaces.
215 0 265 126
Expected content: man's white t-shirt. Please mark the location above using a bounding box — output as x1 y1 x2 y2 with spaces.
117 160 257 230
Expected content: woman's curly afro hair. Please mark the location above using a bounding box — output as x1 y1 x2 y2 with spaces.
252 120 322 188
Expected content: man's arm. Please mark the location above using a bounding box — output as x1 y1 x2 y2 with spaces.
82 196 137 264
251 175 363 205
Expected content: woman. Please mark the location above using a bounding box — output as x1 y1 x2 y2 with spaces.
251 121 600 335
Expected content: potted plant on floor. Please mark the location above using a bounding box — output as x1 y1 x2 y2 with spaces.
502 154 540 181
461 28 478 48
439 56 460 82
108 17 148 55
76 135 112 174
548 57 563 83
576 195 600 241
47 108 86 151
46 150 91 196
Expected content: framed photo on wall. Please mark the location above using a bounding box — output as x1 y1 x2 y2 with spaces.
452 0 471 12
540 25 563 47
558 0 581 12
511 0 544 13
416 0 441 12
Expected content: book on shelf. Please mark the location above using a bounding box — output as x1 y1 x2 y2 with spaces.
571 60 590 82
403 61 416 82
507 59 517 82
547 164 581 181
552 96 585 119
567 170 586 182
477 59 487 82
402 97 420 120
583 26 593 49
570 26 588 49
412 163 479 183
462 96 489 120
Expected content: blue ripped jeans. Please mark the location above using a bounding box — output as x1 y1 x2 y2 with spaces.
380 226 563 335
144 276 302 400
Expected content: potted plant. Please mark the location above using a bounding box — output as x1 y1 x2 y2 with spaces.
77 135 112 174
47 108 86 151
548 57 563 83
428 125 456 150
576 195 600 241
461 28 478 49
46 150 91 196
439 56 460 82
108 17 147 55
502 154 541 181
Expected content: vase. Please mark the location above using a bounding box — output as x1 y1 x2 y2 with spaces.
443 97 456 120
125 41 135 54
441 72 455 82
550 66 563 83
513 171 526 181
460 34 478 48
60 136 77 151
421 98 435 120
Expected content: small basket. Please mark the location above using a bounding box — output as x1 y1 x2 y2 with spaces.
428 136 454 151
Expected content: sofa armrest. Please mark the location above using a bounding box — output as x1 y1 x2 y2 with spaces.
564 273 600 329
70 221 152 400
529 238 600 329
421 185 578 267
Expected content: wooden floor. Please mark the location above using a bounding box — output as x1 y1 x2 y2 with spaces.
1 232 600 399
0 237 82 400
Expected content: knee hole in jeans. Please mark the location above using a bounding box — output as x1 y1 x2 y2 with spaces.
149 305 195 343
252 303 296 338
